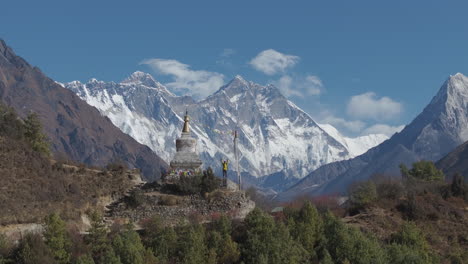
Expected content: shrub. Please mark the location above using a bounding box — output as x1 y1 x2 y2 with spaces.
388 222 437 263
127 190 145 208
176 175 202 195
201 168 221 194
400 161 444 182
450 173 468 200
348 181 377 212
14 233 56 264
376 179 404 200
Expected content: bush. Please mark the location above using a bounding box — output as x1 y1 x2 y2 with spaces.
376 179 404 200
14 233 56 264
348 181 377 212
450 173 468 200
388 222 437 263
127 190 145 208
400 161 444 182
201 168 221 194
175 168 221 196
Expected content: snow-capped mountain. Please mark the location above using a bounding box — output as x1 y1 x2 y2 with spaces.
318 124 388 157
65 72 383 185
280 73 468 199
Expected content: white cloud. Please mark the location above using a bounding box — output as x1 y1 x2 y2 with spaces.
320 115 366 133
274 75 322 98
249 49 299 75
347 92 403 121
141 58 224 99
362 124 405 137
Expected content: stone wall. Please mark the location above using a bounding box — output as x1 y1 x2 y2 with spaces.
107 185 255 227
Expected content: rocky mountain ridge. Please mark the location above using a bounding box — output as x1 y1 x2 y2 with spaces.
0 39 168 180
65 72 387 190
280 73 468 199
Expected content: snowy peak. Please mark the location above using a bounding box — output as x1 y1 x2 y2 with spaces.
121 71 160 87
430 73 468 107
446 73 468 100
318 123 388 157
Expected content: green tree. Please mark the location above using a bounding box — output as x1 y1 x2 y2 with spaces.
75 254 95 264
400 161 444 181
177 224 207 264
450 173 467 199
85 212 114 264
349 181 377 211
288 202 323 259
23 112 50 156
112 227 148 264
0 104 25 140
241 208 307 264
15 233 56 264
99 249 121 264
387 222 436 263
44 213 71 264
322 212 386 264
144 217 178 263
210 215 240 264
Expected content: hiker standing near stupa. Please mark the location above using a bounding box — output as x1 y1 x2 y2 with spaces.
221 159 229 187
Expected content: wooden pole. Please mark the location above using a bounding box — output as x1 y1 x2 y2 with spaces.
234 130 241 190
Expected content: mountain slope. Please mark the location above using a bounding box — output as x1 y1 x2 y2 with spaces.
436 140 468 180
280 73 468 199
65 74 356 184
0 39 168 180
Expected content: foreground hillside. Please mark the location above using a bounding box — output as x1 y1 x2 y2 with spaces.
0 39 168 180
0 104 137 226
0 136 465 264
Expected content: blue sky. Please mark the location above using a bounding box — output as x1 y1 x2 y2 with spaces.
1 0 468 137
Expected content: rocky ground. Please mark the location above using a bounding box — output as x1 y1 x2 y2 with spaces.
105 181 255 227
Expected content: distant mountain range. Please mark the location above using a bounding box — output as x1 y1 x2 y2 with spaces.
279 73 468 200
0 39 167 180
64 72 387 190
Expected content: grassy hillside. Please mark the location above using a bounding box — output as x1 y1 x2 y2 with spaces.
0 104 136 225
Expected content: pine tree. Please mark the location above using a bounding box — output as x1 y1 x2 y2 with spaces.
144 217 178 263
241 208 307 264
177 224 207 264
23 112 50 156
43 213 71 264
112 227 148 264
86 211 112 264
290 202 322 258
322 211 386 264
